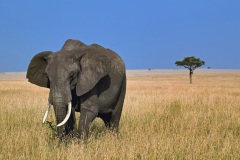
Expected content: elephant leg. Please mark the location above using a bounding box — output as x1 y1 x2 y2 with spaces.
109 106 123 132
109 79 126 132
77 109 97 140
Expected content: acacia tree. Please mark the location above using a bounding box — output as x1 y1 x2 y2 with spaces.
175 56 205 84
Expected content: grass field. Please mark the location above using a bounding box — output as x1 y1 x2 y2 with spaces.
0 70 240 159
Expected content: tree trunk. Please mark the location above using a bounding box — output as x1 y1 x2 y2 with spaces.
189 73 192 84
189 69 193 84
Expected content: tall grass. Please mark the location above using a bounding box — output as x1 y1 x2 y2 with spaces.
0 70 240 159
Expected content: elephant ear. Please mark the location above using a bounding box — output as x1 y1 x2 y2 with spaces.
27 51 52 88
76 51 108 96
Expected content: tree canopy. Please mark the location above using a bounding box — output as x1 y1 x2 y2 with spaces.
175 56 205 71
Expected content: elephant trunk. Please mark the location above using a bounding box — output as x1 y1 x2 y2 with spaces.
53 102 67 137
47 87 72 137
56 102 72 127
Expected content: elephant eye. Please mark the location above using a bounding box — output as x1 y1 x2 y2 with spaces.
69 72 77 79
69 72 74 78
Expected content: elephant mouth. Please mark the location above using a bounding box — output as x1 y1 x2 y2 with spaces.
42 101 72 127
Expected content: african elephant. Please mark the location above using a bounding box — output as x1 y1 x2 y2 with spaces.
27 39 126 140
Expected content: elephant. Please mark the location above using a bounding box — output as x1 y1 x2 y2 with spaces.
27 39 126 140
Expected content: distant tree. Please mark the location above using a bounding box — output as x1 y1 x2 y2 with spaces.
175 56 205 84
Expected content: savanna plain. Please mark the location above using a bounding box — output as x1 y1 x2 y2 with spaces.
0 70 240 159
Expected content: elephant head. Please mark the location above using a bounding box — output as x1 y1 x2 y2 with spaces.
27 39 108 137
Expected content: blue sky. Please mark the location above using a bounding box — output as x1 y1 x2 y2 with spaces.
0 1 239 71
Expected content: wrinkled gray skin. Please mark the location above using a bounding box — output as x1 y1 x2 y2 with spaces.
27 39 126 140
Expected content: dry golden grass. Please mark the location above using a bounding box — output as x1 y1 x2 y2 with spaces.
0 70 240 159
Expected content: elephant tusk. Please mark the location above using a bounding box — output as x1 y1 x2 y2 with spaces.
56 102 72 127
42 103 51 124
